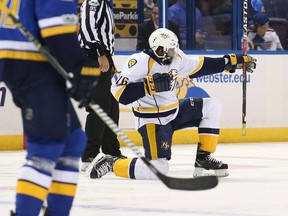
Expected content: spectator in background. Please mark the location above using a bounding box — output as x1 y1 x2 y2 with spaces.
261 0 276 16
144 0 155 20
247 13 283 50
249 0 287 18
168 0 205 49
248 0 262 21
251 0 265 13
137 3 182 50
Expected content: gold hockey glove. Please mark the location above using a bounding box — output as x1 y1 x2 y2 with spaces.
224 54 257 73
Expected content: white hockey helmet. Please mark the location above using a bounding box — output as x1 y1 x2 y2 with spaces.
148 28 178 63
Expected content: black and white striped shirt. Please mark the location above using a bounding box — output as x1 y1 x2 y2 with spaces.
78 0 115 57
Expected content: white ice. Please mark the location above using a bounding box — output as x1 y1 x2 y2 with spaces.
0 143 288 216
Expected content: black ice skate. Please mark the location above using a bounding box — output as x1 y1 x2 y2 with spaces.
81 152 106 176
193 148 229 178
90 154 118 179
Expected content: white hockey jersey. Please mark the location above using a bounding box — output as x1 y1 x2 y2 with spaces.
247 29 283 50
111 49 204 129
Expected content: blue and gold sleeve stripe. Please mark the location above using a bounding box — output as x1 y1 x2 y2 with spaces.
41 25 78 38
39 15 79 38
0 50 47 61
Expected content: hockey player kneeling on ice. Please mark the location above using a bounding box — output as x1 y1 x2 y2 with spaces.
89 28 257 180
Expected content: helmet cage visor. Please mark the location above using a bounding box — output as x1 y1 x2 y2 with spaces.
155 46 176 59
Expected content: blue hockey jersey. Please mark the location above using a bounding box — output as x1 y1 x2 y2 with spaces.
0 0 92 81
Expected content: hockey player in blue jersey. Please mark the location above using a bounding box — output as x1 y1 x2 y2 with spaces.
0 0 100 215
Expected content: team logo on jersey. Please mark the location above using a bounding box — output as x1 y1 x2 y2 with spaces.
168 69 178 78
61 15 78 25
161 141 170 150
168 69 178 90
128 59 137 68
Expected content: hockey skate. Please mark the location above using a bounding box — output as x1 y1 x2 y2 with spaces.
82 153 126 176
90 154 119 179
193 149 229 178
81 153 106 176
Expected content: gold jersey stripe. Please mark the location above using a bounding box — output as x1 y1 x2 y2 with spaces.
49 181 77 197
175 53 182 59
41 25 77 38
16 180 48 201
189 56 204 75
114 85 126 101
146 124 158 160
133 101 179 113
148 58 155 74
0 50 47 61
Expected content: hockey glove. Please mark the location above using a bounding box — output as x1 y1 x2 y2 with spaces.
144 73 172 95
223 54 257 73
69 67 101 108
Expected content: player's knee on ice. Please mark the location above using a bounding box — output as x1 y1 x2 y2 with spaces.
135 158 169 180
114 158 169 180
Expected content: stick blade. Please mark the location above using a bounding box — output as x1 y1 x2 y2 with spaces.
141 157 218 191
159 174 218 191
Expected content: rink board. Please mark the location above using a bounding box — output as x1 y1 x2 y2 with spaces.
1 54 288 150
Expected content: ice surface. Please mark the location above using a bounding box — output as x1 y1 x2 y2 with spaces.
1 143 288 216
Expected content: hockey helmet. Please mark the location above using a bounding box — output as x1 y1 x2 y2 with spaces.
148 28 178 64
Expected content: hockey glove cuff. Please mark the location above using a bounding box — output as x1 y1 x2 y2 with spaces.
68 66 101 108
144 73 172 96
223 54 257 73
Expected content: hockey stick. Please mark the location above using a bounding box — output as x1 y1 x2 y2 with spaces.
242 0 248 136
0 3 218 191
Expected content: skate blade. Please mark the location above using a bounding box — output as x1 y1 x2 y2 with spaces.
80 162 90 174
215 169 229 177
193 167 205 178
82 153 105 177
193 168 229 178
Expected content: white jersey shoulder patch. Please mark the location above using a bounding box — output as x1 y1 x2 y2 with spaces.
128 59 137 68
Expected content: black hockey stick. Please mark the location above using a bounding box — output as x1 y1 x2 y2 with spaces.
242 0 248 136
89 103 218 190
0 3 218 191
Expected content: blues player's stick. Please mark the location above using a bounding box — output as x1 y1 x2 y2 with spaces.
242 0 248 136
0 3 218 191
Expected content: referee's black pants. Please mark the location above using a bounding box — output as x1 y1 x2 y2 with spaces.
81 69 122 162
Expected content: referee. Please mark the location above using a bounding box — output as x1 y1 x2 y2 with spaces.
78 0 125 172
